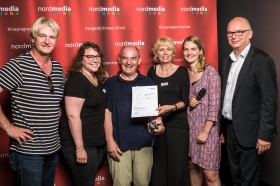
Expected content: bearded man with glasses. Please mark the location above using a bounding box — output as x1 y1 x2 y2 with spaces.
0 17 64 186
220 17 278 186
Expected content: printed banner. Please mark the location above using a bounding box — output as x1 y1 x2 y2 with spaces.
0 0 217 185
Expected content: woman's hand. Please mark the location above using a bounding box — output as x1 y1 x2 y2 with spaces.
157 105 175 115
196 131 209 144
189 96 201 109
76 148 88 164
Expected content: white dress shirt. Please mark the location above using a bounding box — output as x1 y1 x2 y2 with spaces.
222 44 251 120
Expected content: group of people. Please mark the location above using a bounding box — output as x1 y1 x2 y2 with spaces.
0 15 277 186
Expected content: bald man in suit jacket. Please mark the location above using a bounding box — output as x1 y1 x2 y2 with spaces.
220 17 277 186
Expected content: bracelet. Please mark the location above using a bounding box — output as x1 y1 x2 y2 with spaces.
173 104 177 111
76 148 84 153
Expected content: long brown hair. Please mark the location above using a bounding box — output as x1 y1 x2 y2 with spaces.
67 42 107 84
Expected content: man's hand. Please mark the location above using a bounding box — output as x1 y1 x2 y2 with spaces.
149 117 165 135
256 139 271 154
6 125 33 145
106 139 123 161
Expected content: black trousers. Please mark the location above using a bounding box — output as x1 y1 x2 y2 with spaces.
150 127 190 186
226 120 264 186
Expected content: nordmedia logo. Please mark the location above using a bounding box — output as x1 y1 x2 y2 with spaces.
115 40 145 49
181 6 208 15
0 6 19 16
37 6 71 16
89 6 120 16
136 6 165 15
95 176 106 185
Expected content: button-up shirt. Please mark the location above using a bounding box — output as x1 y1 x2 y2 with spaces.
222 44 251 120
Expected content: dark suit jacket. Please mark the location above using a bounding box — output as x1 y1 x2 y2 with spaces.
220 46 278 148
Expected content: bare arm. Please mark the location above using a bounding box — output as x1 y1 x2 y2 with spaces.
196 120 214 143
104 108 122 161
65 96 87 164
0 86 33 145
157 101 185 115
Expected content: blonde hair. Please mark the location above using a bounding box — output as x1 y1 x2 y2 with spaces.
29 17 60 43
152 37 176 63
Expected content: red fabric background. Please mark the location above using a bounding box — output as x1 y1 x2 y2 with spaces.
0 0 217 185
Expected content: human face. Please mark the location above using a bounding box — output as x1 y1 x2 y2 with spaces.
227 18 252 54
82 48 101 74
183 41 202 65
156 45 174 63
118 47 141 78
31 25 58 56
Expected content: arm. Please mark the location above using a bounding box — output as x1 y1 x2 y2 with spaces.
104 108 123 161
157 102 185 115
197 67 221 143
0 86 33 145
157 68 189 115
256 56 277 154
65 96 87 164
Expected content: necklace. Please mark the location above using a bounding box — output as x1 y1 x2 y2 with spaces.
82 71 98 87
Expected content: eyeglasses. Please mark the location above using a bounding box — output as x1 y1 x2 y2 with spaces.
45 76 54 94
83 55 101 60
226 29 250 37
120 56 138 62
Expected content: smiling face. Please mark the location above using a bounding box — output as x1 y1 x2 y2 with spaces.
155 45 175 64
31 25 58 56
227 17 253 55
118 46 141 79
82 48 101 74
183 41 202 65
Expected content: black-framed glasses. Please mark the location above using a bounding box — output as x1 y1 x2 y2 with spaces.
83 55 101 60
226 29 251 37
45 76 54 94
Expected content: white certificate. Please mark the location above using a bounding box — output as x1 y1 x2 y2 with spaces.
131 85 158 118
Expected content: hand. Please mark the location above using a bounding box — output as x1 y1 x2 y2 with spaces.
6 125 33 145
149 117 165 135
76 148 87 164
220 133 225 144
156 105 174 115
256 139 271 154
106 139 123 161
196 131 209 144
189 96 201 109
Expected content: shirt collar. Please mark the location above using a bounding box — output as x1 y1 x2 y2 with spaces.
229 43 251 62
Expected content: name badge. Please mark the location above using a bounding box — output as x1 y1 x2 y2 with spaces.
161 82 168 86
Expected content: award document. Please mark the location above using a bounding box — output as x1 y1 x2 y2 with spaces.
131 85 158 117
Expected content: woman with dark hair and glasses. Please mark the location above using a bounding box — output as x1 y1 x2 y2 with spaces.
59 42 108 186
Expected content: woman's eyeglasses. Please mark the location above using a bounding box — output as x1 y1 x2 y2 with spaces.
45 76 54 94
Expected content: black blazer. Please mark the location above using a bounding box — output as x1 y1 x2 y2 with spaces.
220 46 278 148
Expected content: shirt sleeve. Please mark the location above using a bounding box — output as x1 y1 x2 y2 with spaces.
64 73 87 99
0 59 23 91
206 66 221 122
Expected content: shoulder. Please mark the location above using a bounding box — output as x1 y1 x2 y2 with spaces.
176 66 189 75
138 73 155 84
147 66 155 73
205 65 220 78
104 75 118 87
66 72 84 85
249 46 275 66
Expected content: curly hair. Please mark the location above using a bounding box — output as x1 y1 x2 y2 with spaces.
67 42 107 84
182 36 208 72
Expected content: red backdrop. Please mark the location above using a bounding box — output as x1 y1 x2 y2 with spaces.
0 0 217 185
